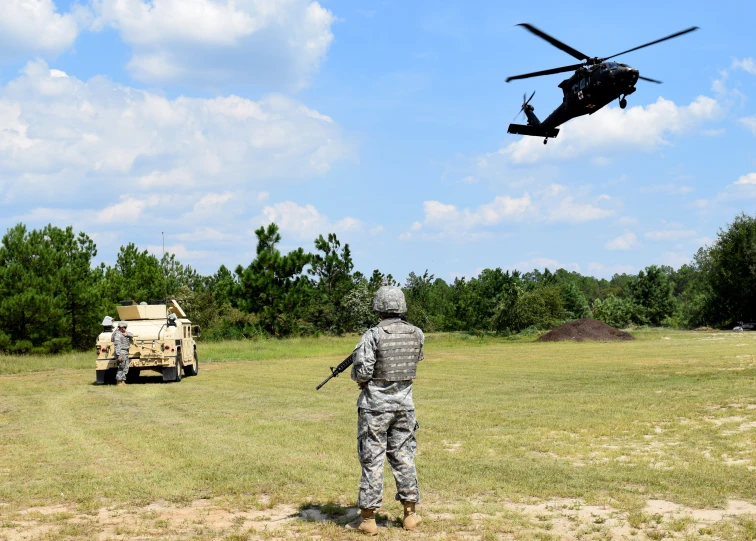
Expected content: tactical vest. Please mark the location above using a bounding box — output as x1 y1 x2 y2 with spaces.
372 319 422 381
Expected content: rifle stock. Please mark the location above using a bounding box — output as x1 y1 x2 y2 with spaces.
316 353 355 390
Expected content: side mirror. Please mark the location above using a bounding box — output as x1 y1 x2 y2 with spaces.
191 325 201 338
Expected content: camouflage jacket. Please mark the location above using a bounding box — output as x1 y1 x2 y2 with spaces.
112 330 133 357
350 319 424 412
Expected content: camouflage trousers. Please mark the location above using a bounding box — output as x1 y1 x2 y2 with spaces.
115 355 130 382
357 408 420 510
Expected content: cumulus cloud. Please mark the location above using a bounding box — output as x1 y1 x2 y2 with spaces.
514 257 580 273
605 232 640 251
401 185 614 241
0 60 351 204
91 0 336 87
0 0 83 61
257 201 364 239
588 262 637 277
739 116 756 135
732 58 756 75
644 229 697 241
735 173 756 185
489 96 720 165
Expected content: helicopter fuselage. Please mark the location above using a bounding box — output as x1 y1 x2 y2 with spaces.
537 61 639 128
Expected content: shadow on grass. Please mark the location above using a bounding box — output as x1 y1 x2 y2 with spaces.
298 503 356 526
90 372 192 386
298 503 403 529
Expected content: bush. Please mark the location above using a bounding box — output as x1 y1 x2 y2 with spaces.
592 295 638 329
10 340 33 354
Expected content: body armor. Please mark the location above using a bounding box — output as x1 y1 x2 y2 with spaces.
372 319 422 381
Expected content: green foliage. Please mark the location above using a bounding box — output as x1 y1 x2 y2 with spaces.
308 233 357 333
233 223 312 336
0 224 103 352
693 213 756 328
592 294 637 329
628 265 678 326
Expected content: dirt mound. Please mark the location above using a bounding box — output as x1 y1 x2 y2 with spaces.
537 318 634 342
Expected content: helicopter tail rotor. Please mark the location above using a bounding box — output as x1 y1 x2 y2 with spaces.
513 91 536 122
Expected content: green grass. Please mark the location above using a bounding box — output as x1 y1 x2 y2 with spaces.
1 329 756 539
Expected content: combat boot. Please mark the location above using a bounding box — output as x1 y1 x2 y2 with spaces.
345 508 378 536
116 381 126 387
402 501 422 530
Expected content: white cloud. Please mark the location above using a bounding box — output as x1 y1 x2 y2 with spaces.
644 229 697 241
461 175 477 184
492 96 720 165
146 243 213 261
732 58 756 75
545 195 614 223
402 186 614 241
616 216 638 226
0 0 83 61
734 173 756 186
258 201 364 239
588 262 637 277
0 60 351 204
739 116 756 135
640 183 694 195
660 251 691 268
92 0 336 88
605 232 640 251
97 196 160 223
514 257 580 273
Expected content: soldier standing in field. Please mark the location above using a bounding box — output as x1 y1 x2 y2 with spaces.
345 286 424 535
113 321 133 387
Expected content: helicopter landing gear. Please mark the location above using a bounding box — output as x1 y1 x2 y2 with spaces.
543 138 548 145
619 97 627 109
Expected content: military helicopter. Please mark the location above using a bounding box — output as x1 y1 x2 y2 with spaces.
506 24 699 144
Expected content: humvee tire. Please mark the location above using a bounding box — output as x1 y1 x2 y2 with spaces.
184 350 199 377
96 368 117 385
162 353 182 383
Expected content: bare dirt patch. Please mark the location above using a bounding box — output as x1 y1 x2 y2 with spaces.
3 497 756 540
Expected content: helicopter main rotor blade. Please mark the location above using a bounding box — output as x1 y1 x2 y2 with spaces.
602 26 699 61
506 63 584 83
524 90 536 106
638 75 663 84
516 23 590 61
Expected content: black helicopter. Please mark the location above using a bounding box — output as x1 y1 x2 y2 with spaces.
506 24 698 144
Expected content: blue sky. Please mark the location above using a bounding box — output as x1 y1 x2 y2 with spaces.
0 0 755 282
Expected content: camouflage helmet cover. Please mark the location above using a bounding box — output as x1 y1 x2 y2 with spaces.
118 321 128 328
372 286 407 315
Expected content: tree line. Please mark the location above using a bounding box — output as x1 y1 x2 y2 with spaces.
2 213 756 353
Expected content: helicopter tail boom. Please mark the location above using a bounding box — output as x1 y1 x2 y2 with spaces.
507 124 560 139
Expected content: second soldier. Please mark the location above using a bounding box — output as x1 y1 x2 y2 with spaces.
345 286 424 535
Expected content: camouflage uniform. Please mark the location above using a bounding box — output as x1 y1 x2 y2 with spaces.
350 318 424 510
113 328 133 382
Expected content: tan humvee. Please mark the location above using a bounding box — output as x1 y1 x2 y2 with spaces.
95 300 200 384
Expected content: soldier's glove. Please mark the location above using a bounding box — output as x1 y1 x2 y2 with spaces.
358 382 368 390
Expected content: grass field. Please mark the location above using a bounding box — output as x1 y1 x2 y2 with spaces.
1 330 756 540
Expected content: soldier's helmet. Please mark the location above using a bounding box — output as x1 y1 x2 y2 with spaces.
372 286 407 315
118 321 128 328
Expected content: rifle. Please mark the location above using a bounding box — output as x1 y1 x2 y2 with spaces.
316 353 355 390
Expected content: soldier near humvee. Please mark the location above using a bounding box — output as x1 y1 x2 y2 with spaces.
345 286 424 535
113 321 133 386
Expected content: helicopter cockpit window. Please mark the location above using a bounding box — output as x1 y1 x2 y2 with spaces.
580 79 586 90
572 84 578 94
